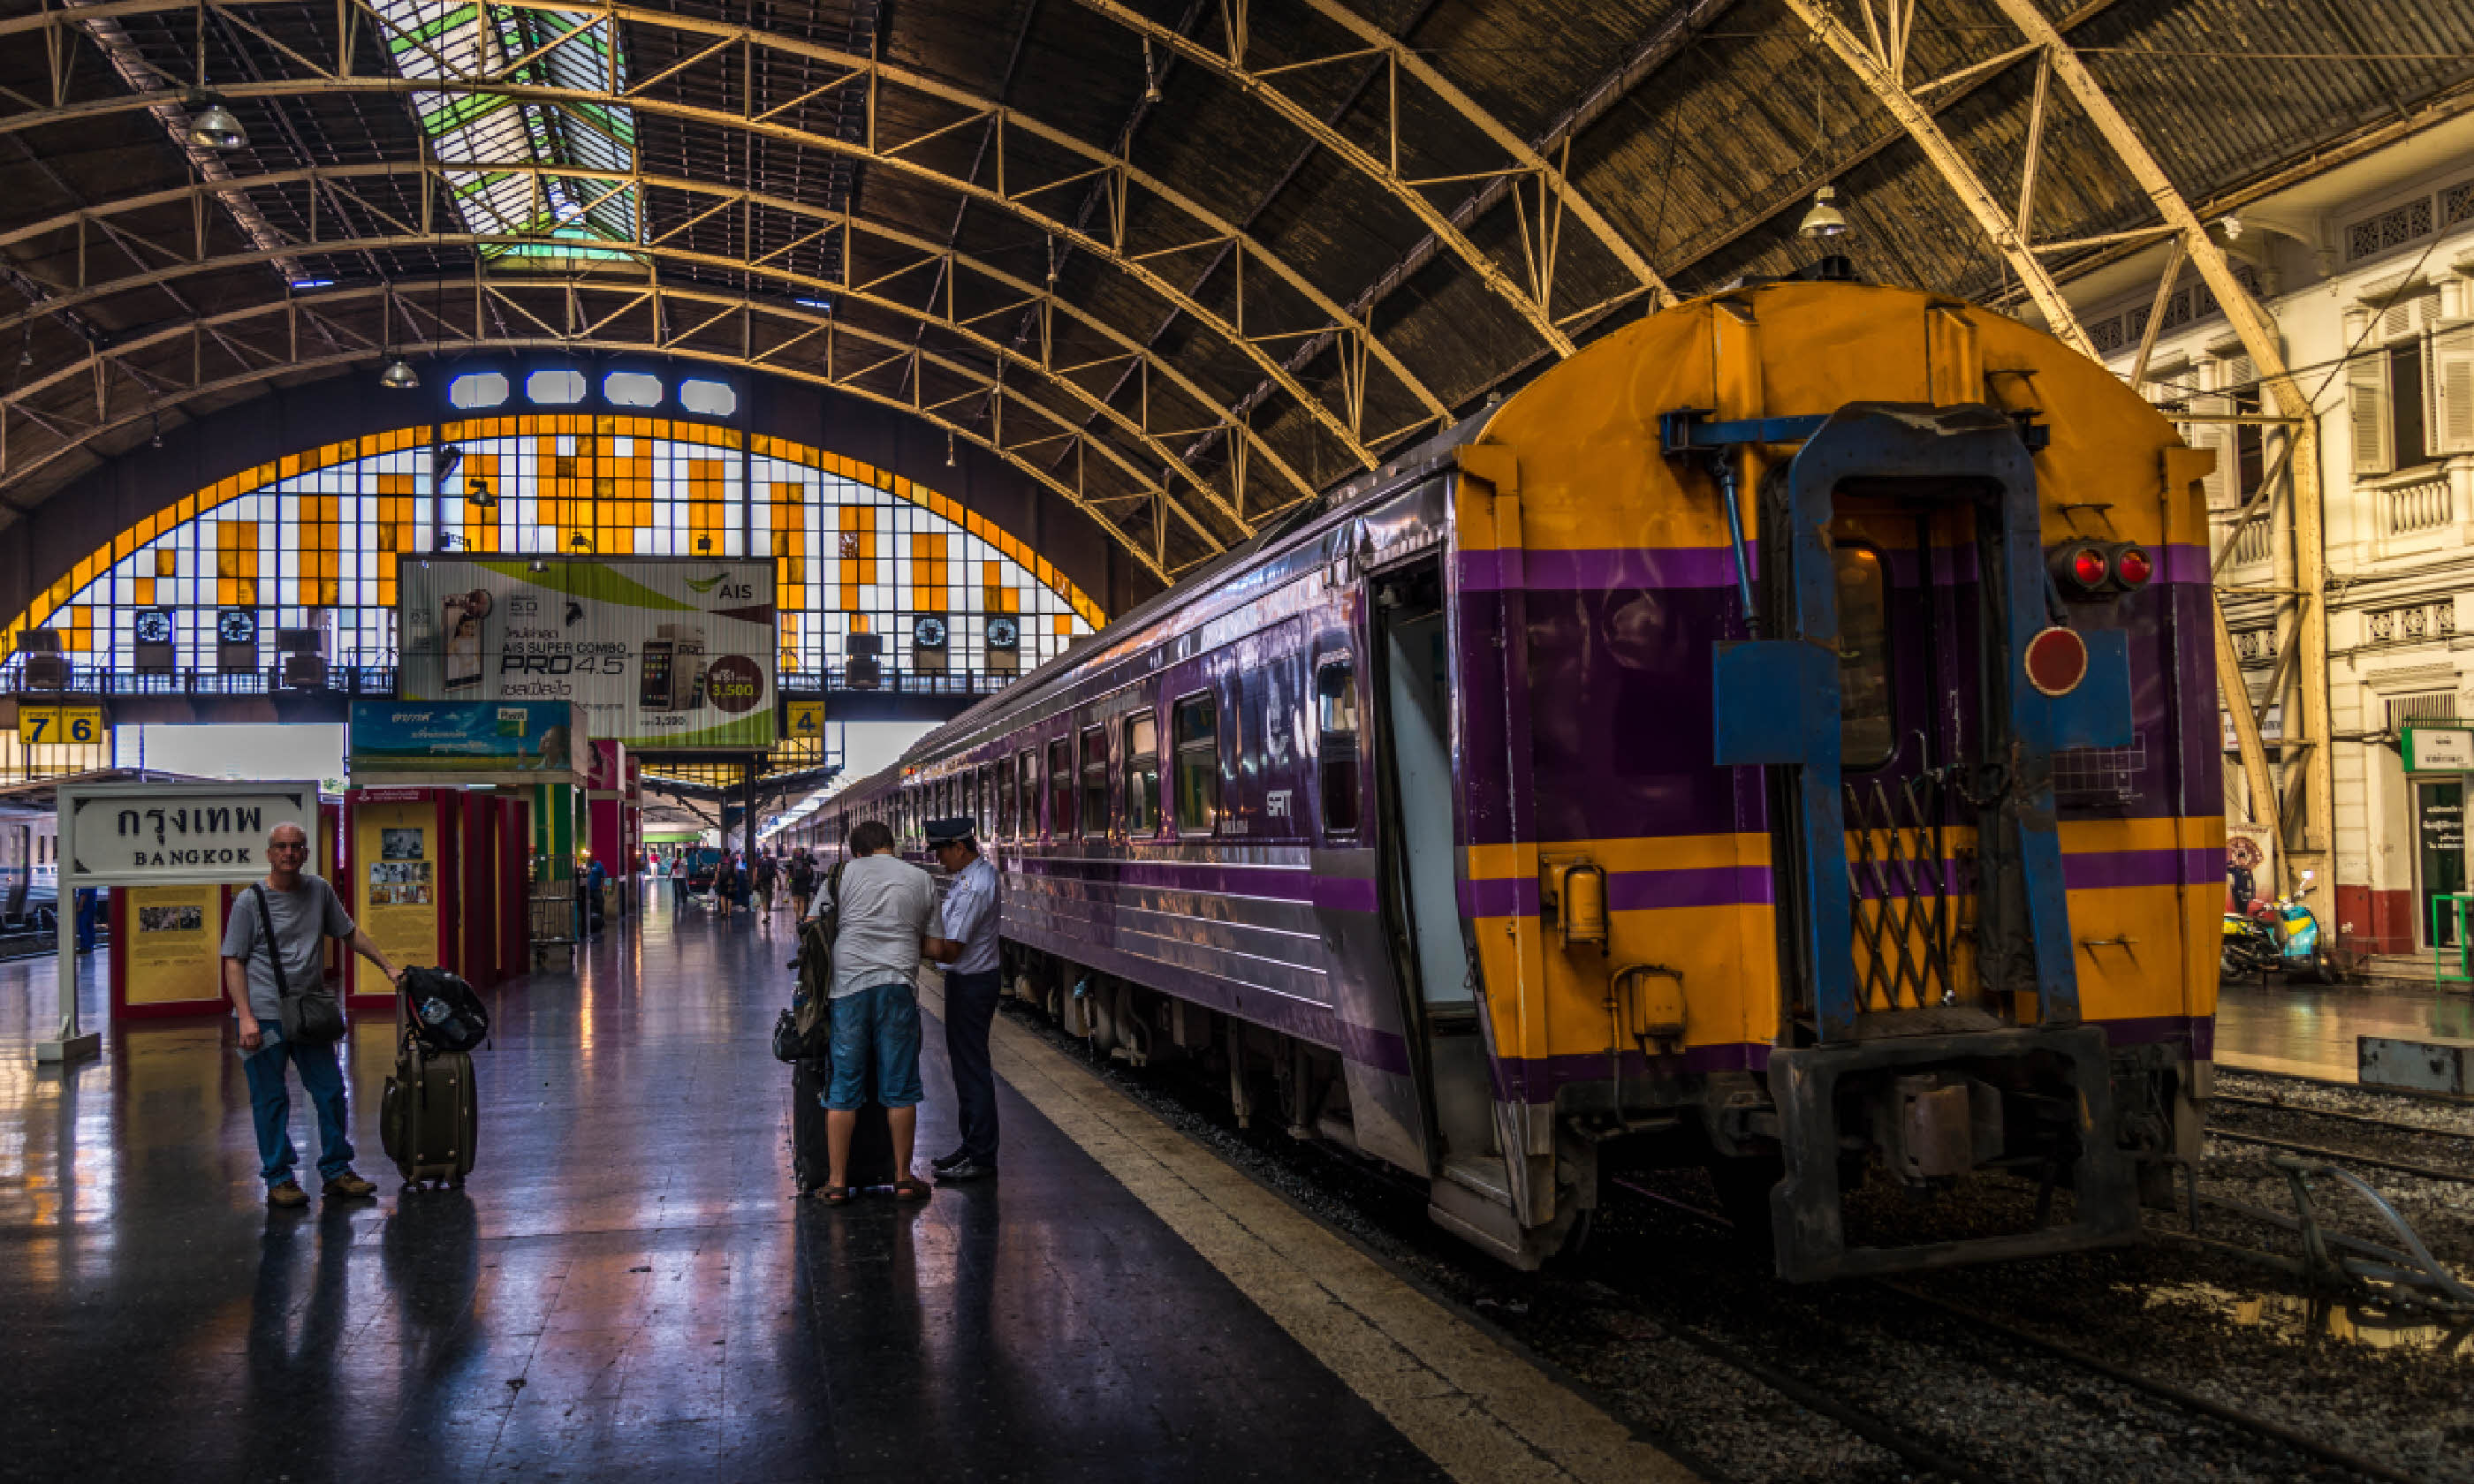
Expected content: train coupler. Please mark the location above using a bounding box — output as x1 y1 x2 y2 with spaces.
1764 1026 2138 1281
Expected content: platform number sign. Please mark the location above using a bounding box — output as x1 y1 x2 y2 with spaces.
785 700 825 740
19 705 106 746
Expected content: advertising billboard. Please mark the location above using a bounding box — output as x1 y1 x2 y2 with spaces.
398 556 777 751
347 700 589 784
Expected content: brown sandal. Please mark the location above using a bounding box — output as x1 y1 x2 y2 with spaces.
893 1177 933 1201
813 1185 850 1204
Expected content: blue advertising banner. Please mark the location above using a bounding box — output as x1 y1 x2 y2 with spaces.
349 700 588 779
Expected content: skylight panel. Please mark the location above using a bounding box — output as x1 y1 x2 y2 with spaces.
371 0 642 261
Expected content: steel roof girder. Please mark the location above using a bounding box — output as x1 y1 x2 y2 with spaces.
0 163 1316 522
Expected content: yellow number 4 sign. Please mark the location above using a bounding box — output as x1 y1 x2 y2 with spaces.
19 705 107 746
785 700 825 738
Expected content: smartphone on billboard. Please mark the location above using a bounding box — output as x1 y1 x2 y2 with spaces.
641 640 675 710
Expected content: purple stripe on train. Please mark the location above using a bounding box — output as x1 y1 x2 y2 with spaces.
2060 847 2220 890
1458 865 1773 919
1486 1014 2215 1099
1456 545 1747 593
1012 855 1379 912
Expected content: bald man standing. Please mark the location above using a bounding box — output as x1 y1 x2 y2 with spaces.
221 822 404 1208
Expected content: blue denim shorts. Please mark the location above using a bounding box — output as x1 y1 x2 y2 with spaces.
824 981 925 1111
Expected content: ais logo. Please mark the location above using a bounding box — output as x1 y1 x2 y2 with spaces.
686 571 754 601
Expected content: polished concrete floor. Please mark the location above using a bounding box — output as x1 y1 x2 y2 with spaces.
0 882 1442 1482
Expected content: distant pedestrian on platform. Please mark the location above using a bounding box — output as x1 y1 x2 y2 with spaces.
221 822 403 1209
716 852 739 919
753 851 778 920
924 817 1001 1183
787 849 818 921
814 819 937 1204
586 855 608 935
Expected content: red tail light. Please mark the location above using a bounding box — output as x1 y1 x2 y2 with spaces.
2052 541 2112 598
2112 544 2154 588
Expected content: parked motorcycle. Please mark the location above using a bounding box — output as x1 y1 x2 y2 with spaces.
2220 869 2336 982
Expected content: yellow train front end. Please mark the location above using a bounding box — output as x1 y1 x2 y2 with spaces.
1449 274 2218 1277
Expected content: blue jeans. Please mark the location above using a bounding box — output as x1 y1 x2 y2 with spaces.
824 982 925 1110
241 1029 354 1187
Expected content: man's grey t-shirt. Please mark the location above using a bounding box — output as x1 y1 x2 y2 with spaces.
822 852 937 1000
219 875 354 1022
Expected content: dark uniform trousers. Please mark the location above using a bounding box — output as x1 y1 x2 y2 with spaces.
944 968 1005 1164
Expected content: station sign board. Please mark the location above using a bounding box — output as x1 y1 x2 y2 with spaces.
396 555 777 753
58 780 318 888
347 700 588 784
2403 724 2474 774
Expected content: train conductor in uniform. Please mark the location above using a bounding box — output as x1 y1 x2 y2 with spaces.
924 817 1001 1182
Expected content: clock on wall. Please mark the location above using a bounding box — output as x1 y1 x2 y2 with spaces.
133 608 174 644
985 616 1020 651
912 615 948 649
216 609 258 646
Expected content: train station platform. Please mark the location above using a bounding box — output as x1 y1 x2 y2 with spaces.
0 882 1677 1484
2217 975 2474 1084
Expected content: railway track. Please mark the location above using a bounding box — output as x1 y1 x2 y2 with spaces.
1611 1176 2433 1484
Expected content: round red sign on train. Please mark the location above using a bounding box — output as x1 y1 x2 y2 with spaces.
2023 626 2090 697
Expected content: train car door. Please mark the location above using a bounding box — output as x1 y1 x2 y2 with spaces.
1367 557 1491 1169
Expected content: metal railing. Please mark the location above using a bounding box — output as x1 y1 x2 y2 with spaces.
3 662 399 697
7 659 1021 702
2381 474 2453 536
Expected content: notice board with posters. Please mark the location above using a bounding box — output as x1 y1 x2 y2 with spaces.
396 555 777 752
347 789 457 1002
111 883 228 1014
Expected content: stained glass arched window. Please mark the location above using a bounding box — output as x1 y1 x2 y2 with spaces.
5 414 1099 679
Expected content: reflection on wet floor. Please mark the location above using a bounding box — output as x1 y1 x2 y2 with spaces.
2145 1279 2474 1354
0 882 1439 1483
2216 979 2474 1082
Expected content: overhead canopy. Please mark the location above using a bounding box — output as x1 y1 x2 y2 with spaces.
1 0 2469 579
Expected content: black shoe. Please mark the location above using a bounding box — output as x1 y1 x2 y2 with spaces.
936 1159 996 1183
930 1148 970 1172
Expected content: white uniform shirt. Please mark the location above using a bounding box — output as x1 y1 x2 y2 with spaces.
821 852 937 999
935 855 1002 975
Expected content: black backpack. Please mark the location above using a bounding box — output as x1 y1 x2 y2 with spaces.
772 861 846 1063
401 965 490 1054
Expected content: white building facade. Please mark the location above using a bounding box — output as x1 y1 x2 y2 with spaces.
2068 117 2474 970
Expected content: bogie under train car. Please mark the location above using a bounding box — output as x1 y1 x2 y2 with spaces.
816 275 2220 1280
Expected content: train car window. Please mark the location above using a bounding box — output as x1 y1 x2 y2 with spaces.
1124 712 1160 835
1316 659 1362 834
1017 751 1038 838
1173 693 1219 834
998 758 1017 839
1079 725 1110 837
1834 544 1895 771
1046 738 1074 840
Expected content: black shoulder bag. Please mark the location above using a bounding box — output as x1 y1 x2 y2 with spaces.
254 883 347 1047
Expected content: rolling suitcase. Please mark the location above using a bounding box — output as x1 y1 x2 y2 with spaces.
381 977 478 1190
791 1058 895 1192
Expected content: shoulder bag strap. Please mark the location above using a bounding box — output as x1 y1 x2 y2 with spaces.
251 884 290 1002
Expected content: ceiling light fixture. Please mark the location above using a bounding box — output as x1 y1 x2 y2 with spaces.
2218 215 2243 240
185 96 247 152
1798 185 1849 239
380 357 421 390
1142 37 1163 104
946 430 957 466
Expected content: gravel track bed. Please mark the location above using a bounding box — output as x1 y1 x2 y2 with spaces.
1002 1003 2474 1482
